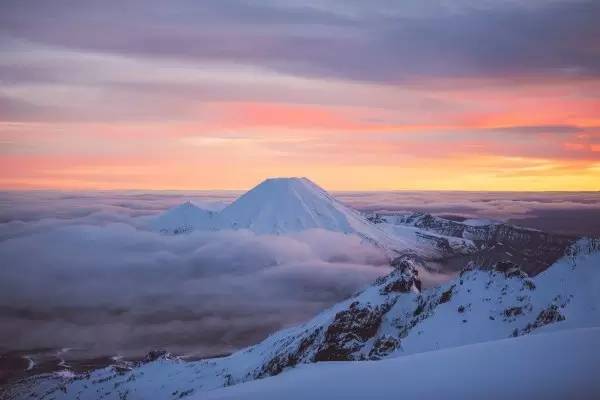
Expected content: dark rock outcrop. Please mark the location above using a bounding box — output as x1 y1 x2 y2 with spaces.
378 212 576 275
314 301 391 361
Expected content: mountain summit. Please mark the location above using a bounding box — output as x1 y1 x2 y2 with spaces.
220 177 371 235
152 177 399 248
150 201 221 234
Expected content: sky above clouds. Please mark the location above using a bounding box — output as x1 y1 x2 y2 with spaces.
1 0 599 190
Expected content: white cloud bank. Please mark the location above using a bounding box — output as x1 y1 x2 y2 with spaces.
0 193 390 358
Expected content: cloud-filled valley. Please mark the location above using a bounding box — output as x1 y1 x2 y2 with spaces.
0 192 390 360
1 188 599 365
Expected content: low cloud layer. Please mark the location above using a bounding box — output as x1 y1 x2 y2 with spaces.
337 191 600 237
1 189 598 362
0 193 389 359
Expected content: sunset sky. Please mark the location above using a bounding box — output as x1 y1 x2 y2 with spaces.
1 0 599 190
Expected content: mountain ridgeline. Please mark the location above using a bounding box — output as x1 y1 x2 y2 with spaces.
371 212 576 275
153 177 577 277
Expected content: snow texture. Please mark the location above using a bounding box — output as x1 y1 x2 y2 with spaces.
202 327 600 400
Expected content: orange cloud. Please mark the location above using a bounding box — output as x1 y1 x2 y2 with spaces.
2 76 600 190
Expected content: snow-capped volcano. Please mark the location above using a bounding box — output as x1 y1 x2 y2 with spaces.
220 178 385 238
152 177 407 253
220 177 353 234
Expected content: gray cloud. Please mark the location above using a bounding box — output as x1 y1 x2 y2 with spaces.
487 125 585 135
0 194 390 359
1 189 599 364
336 191 600 236
1 0 598 86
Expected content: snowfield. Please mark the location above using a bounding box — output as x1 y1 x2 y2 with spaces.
202 327 600 400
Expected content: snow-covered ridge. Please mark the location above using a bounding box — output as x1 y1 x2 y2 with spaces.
200 327 600 400
373 211 575 275
378 211 571 246
7 238 599 400
234 238 600 372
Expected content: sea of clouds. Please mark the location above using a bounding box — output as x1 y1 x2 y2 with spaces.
0 191 390 360
1 190 599 362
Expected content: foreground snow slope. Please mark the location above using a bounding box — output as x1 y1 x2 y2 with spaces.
203 327 600 400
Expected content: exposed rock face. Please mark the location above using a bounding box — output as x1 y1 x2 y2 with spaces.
493 261 530 279
314 301 392 362
142 350 175 363
368 335 400 360
415 232 456 257
256 328 322 378
242 243 598 383
519 305 566 335
375 212 576 275
243 256 570 380
255 257 423 372
378 255 422 294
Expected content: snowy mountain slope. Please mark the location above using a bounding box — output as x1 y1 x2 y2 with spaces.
220 178 360 234
376 222 477 257
200 328 600 400
150 201 222 234
234 238 600 371
220 177 439 256
201 327 600 400
6 239 599 400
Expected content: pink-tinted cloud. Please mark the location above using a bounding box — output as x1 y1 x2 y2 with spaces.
1 1 599 190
